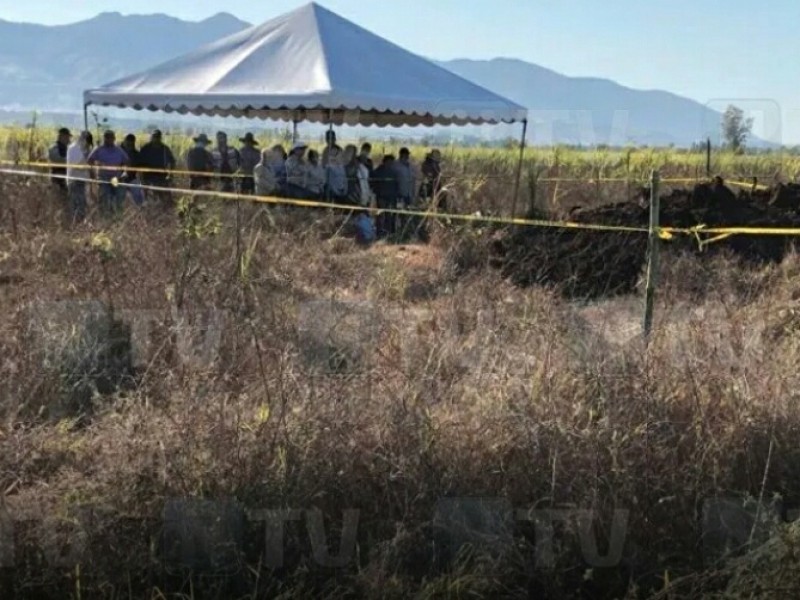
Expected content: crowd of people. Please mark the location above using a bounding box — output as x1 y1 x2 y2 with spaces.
49 127 446 238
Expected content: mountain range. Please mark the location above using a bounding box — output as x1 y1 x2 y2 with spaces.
0 11 725 146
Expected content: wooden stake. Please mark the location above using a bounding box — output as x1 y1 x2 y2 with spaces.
643 170 660 341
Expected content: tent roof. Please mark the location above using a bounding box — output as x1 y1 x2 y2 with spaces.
83 2 527 127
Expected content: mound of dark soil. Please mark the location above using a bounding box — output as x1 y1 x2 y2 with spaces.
493 181 800 299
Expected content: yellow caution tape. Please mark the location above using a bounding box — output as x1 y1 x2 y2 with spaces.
1 166 798 248
0 158 252 180
727 179 771 192
0 165 652 234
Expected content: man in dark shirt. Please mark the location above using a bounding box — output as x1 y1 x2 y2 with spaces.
139 130 177 206
48 127 71 191
359 143 374 172
373 154 399 238
186 134 215 190
421 149 445 210
139 130 176 187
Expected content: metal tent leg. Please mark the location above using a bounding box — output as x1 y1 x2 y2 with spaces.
511 118 528 218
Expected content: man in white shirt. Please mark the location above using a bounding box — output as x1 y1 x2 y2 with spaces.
65 131 93 223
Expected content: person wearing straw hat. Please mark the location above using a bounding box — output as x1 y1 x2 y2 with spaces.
285 141 310 199
238 132 260 195
186 133 214 190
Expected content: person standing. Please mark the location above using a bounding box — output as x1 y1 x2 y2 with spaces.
343 145 362 206
325 146 347 202
186 134 215 190
392 148 418 239
373 154 399 238
421 149 446 211
87 130 129 217
285 142 310 199
212 131 240 193
120 134 144 206
392 148 416 209
238 132 260 195
48 127 72 191
305 150 326 199
359 143 375 174
254 147 279 197
269 144 288 194
322 130 342 167
139 129 176 192
359 142 377 196
357 154 374 207
65 131 93 223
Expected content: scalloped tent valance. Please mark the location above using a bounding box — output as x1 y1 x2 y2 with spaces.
82 2 528 128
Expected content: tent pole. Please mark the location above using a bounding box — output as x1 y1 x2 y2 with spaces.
511 118 528 218
292 118 298 145
83 103 90 132
326 110 334 203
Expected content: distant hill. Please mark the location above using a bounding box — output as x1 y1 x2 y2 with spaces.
439 58 723 146
0 12 726 146
0 12 249 110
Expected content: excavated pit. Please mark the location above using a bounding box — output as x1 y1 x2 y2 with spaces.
493 181 800 299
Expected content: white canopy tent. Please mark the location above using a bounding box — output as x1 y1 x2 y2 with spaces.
83 2 529 206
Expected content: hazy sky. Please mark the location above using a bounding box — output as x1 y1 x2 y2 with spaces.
2 0 798 142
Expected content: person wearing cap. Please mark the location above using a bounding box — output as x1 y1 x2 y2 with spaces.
186 133 215 190
87 130 130 216
285 142 310 198
139 130 176 195
120 134 144 206
212 131 240 193
65 131 94 223
48 127 72 191
238 133 260 195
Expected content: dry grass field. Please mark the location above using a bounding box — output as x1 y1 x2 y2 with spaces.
2 135 800 598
